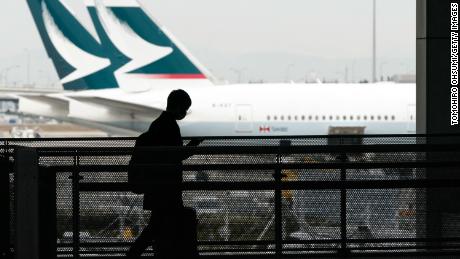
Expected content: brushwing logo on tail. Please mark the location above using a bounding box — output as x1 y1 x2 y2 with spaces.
94 1 173 76
31 0 207 90
42 1 110 84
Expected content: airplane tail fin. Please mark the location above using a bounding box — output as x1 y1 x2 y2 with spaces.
26 0 214 91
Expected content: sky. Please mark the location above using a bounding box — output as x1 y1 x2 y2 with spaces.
0 0 415 87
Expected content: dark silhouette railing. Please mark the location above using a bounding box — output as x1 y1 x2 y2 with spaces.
3 134 460 258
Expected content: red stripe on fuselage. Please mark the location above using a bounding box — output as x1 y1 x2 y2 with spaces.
135 74 207 79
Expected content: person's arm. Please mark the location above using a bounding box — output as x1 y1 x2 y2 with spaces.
186 138 204 147
180 138 204 160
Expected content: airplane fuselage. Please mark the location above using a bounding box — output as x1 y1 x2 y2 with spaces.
63 82 416 136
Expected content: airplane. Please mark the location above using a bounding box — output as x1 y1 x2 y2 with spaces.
20 0 416 136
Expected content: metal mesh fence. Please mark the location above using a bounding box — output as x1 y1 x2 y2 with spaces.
3 134 460 257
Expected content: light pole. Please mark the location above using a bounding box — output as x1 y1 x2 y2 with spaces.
1 66 20 86
372 0 377 83
230 67 246 83
379 61 387 81
285 63 294 82
24 49 31 85
351 60 356 83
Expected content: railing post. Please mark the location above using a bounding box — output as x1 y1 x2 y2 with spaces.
71 151 82 259
0 140 9 258
338 149 349 256
274 140 291 257
274 148 283 258
14 147 39 259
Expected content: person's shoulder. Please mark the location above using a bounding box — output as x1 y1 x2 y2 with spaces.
135 131 153 146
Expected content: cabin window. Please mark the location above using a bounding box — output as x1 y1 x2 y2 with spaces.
391 115 395 121
301 115 305 121
274 116 278 121
294 115 298 121
281 115 284 121
267 115 271 121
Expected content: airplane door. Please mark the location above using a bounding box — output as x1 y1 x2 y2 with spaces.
235 104 253 133
407 104 416 133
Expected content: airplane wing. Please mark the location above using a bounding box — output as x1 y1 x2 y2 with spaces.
17 91 165 135
67 96 162 114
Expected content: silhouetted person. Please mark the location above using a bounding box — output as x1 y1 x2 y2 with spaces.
127 89 201 258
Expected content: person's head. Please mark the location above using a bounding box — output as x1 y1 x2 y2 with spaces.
166 89 192 120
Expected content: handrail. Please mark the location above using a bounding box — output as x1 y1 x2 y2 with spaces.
6 135 460 257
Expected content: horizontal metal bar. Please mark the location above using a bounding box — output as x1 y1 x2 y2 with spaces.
3 132 460 142
79 179 460 192
42 160 460 172
52 250 460 259
55 237 460 247
31 143 460 156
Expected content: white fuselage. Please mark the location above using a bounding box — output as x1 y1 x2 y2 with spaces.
63 82 416 136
